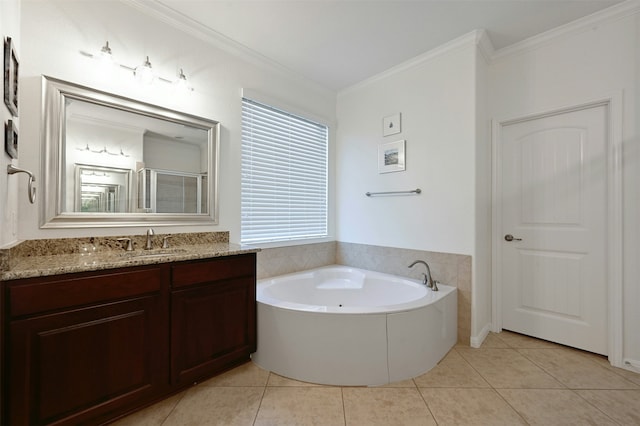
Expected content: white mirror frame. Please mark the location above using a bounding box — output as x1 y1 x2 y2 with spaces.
41 76 220 228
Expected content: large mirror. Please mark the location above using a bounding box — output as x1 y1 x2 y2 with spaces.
41 76 219 228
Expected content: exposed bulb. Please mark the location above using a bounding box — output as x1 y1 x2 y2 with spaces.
135 56 155 85
99 41 113 62
173 68 190 93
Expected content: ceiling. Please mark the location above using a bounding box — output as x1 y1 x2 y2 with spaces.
141 0 623 91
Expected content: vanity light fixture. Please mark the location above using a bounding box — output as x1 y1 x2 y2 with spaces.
174 68 189 92
99 41 114 64
135 56 156 85
80 42 194 92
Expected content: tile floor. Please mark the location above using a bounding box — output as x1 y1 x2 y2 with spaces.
113 331 640 425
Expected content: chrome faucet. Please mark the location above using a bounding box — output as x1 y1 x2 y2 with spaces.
145 228 155 250
408 260 438 291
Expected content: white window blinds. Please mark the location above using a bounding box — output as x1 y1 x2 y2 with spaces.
241 98 328 244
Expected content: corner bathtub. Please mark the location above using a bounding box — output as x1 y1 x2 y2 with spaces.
252 265 457 386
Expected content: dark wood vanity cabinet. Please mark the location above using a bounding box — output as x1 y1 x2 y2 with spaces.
1 253 257 426
170 254 257 385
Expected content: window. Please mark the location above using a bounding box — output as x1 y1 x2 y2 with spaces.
241 97 328 244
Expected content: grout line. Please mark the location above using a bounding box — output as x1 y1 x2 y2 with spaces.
416 383 439 425
492 388 531 425
340 387 347 426
451 346 493 388
570 388 625 425
511 349 568 389
458 341 531 425
251 374 269 426
159 390 187 426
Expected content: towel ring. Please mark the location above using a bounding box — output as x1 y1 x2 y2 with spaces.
7 165 37 204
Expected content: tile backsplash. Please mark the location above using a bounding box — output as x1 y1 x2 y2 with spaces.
256 241 336 279
256 240 471 344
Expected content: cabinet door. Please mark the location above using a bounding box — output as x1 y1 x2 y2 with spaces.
7 277 168 425
171 276 256 385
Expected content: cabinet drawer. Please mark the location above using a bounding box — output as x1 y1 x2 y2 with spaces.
171 254 255 289
8 267 164 318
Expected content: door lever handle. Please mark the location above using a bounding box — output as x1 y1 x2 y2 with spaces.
504 234 522 242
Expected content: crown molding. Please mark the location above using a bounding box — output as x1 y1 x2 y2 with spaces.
475 29 495 64
123 0 331 93
492 0 640 61
123 0 639 94
339 29 486 96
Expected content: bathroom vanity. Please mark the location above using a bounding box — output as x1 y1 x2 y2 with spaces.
0 240 257 425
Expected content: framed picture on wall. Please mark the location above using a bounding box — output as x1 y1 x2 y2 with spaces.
5 119 18 159
382 113 401 136
378 139 405 173
4 36 19 117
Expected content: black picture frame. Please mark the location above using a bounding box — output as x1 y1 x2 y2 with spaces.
4 36 19 117
5 119 18 159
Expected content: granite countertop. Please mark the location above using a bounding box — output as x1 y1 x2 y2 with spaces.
0 232 260 281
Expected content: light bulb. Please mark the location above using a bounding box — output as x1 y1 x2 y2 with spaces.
99 41 113 64
135 56 155 85
173 68 189 92
94 41 116 81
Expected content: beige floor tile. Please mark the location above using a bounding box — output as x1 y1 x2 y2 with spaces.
497 330 562 349
498 389 618 425
576 389 640 425
413 349 490 388
518 348 639 389
255 387 345 426
478 332 511 349
110 392 183 426
266 373 326 387
163 386 263 426
612 366 640 386
419 388 526 425
376 378 417 388
199 361 270 387
343 387 435 425
457 348 563 389
582 353 640 386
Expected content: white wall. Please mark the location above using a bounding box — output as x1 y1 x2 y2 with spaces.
142 135 202 173
335 33 494 345
489 8 640 365
18 0 336 242
0 0 20 248
336 38 477 255
473 44 493 343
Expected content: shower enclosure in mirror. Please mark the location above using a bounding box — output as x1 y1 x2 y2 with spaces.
41 76 219 228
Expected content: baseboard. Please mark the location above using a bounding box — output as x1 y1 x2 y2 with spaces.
624 358 640 372
470 323 492 348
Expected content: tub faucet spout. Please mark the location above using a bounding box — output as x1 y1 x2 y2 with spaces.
408 260 438 291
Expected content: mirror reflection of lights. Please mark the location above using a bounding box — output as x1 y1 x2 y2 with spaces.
81 170 110 178
76 144 130 157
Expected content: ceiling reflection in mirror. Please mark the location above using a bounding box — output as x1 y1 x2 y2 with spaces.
42 76 219 228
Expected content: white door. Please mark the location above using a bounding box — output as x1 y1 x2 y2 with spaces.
500 104 608 355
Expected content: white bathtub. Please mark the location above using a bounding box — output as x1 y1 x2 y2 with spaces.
252 265 457 386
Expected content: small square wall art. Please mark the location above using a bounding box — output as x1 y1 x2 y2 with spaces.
382 113 401 136
378 139 405 173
